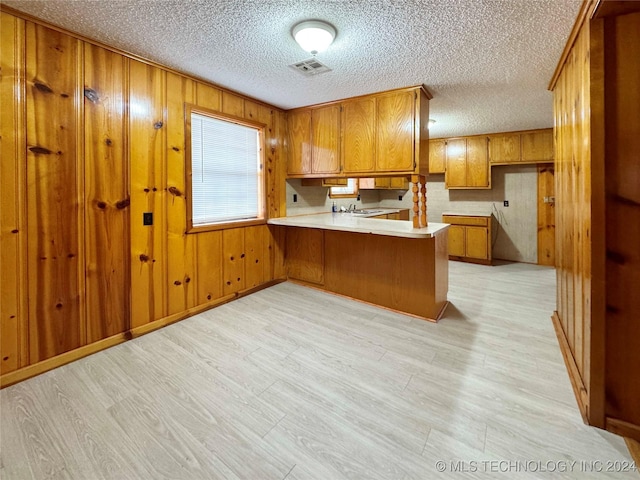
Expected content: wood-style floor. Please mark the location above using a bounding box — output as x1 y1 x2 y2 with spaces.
1 261 636 479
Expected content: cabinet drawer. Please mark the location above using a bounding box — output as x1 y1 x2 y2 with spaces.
442 215 489 227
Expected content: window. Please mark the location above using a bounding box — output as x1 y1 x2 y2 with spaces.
186 105 265 231
329 178 359 198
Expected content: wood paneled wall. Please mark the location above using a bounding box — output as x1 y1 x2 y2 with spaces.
0 9 287 386
551 2 640 442
602 11 640 437
552 7 602 428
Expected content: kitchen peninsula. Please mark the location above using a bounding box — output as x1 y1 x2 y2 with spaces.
268 213 450 321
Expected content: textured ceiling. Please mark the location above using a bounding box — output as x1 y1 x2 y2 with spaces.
2 0 580 138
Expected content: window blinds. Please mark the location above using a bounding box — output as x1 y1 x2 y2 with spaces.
191 113 261 226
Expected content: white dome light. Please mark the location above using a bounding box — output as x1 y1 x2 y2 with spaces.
292 20 337 56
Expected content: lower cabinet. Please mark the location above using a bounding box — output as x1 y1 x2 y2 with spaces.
285 228 324 284
442 214 492 265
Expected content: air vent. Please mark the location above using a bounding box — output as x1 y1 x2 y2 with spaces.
288 58 332 77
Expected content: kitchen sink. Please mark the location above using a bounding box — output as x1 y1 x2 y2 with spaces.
351 209 383 215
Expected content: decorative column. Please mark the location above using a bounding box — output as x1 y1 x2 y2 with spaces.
411 174 428 228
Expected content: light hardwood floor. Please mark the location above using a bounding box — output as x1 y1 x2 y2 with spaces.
1 261 636 479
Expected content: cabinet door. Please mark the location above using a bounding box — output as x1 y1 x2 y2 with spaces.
466 137 490 188
287 109 312 175
342 98 376 173
521 130 553 163
489 133 520 163
376 91 415 172
447 225 466 257
374 177 390 188
311 105 341 174
429 139 446 173
465 226 489 259
445 138 467 187
389 177 408 189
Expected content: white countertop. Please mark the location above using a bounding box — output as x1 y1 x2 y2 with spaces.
268 212 449 239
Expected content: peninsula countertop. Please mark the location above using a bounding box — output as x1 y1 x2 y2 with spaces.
267 212 449 239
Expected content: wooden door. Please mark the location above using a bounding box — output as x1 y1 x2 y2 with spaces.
342 98 376 173
445 138 467 187
489 133 520 164
375 91 414 172
466 137 490 188
447 225 466 257
429 139 446 173
287 109 312 175
465 226 489 259
522 130 553 162
537 164 555 266
311 104 341 174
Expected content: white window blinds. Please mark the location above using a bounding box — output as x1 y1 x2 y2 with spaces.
190 112 261 226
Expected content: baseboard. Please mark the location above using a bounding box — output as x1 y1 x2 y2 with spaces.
448 255 492 266
624 437 640 465
607 418 640 443
0 278 286 388
550 311 590 424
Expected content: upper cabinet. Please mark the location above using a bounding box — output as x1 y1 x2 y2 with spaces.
287 104 341 176
342 97 376 173
521 130 553 163
374 90 416 172
287 85 431 178
445 137 490 189
488 128 554 165
428 139 446 174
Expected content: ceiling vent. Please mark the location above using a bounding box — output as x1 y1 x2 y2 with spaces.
289 58 332 77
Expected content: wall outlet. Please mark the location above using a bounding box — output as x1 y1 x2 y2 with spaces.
503 200 509 207
143 212 153 225
293 194 298 203
398 195 403 201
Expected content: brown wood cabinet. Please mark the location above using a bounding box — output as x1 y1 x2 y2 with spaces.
288 85 431 178
287 104 341 176
488 128 554 164
358 177 409 190
445 137 490 189
374 90 416 172
442 214 492 265
429 138 446 173
521 130 553 163
342 97 376 173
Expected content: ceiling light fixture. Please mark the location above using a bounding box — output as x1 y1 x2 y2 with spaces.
292 20 336 56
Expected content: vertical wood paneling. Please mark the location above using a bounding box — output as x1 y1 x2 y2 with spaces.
25 23 84 362
2 9 285 385
84 44 130 342
166 71 196 315
222 91 244 117
129 60 166 327
244 225 267 288
194 82 224 305
603 12 640 428
223 228 245 295
553 20 595 419
0 13 27 372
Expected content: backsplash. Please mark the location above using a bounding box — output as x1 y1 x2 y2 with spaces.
285 179 381 215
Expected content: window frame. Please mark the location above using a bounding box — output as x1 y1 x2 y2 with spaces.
185 103 267 233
